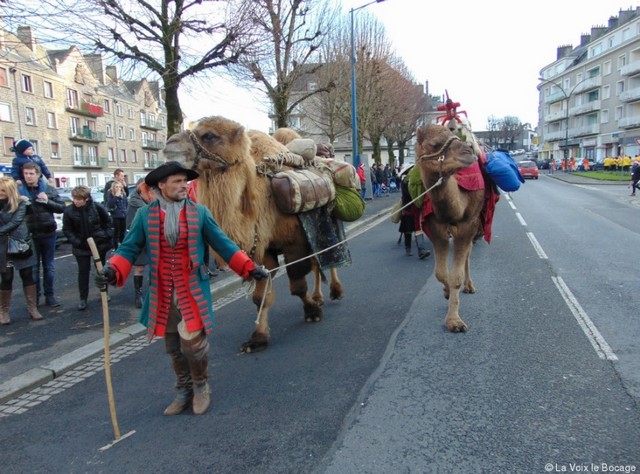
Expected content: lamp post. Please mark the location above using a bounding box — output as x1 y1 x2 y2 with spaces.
538 76 591 171
350 0 386 170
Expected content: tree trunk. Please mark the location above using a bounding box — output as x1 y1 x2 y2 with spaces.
164 76 183 137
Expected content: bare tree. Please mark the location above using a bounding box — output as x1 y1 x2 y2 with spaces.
2 0 256 135
228 0 339 129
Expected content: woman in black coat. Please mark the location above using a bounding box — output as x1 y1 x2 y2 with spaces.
62 185 113 311
0 176 42 324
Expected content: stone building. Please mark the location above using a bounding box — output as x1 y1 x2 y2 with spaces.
0 25 167 189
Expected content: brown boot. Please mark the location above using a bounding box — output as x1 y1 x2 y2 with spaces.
182 331 210 415
24 285 43 321
163 333 192 416
0 289 11 325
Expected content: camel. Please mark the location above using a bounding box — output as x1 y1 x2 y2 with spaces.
163 116 345 352
415 123 485 332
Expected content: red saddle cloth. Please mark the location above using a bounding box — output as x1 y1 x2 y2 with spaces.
420 152 500 243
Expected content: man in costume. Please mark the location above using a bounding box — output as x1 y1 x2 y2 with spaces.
95 161 268 416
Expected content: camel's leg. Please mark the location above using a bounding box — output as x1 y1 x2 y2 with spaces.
430 225 451 299
444 237 473 333
328 268 344 301
241 253 278 353
462 250 476 294
290 275 323 323
310 258 324 305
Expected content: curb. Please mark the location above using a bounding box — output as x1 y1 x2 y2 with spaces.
0 205 394 405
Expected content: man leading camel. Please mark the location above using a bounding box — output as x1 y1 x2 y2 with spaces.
95 161 268 416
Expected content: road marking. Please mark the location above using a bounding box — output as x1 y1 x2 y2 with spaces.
552 276 618 361
526 232 548 259
515 212 527 226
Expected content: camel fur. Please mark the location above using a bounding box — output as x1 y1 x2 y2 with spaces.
415 123 485 332
163 117 345 352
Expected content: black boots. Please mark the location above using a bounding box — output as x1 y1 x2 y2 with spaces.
404 233 413 256
133 275 144 308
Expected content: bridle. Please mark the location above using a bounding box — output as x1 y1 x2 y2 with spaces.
186 129 240 171
417 135 462 180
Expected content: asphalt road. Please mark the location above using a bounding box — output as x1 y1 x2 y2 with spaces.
1 177 639 473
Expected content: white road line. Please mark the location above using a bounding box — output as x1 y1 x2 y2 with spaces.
552 276 618 361
515 212 527 226
508 200 517 210
526 232 548 259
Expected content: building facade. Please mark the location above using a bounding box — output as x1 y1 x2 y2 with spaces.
0 25 167 189
537 7 640 164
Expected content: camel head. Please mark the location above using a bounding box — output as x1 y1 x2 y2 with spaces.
163 116 252 174
415 124 477 179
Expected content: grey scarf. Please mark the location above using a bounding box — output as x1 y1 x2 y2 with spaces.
155 191 185 248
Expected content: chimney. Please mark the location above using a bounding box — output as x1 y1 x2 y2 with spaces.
580 34 591 47
590 26 607 41
17 26 36 51
556 45 573 60
608 16 619 29
106 65 118 84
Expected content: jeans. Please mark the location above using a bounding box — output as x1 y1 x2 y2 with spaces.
32 234 57 298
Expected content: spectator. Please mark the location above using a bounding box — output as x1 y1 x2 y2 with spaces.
19 162 66 307
0 176 43 324
103 168 129 202
357 163 366 199
375 163 384 197
397 166 431 260
106 181 128 250
10 139 53 189
125 178 156 308
63 185 113 311
630 161 640 196
370 164 379 197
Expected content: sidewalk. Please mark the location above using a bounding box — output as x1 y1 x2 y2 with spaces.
0 194 397 404
545 171 628 185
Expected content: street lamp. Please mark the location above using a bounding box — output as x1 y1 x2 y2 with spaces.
350 0 386 170
538 76 591 171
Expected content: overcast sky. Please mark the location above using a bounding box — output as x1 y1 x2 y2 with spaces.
179 0 636 133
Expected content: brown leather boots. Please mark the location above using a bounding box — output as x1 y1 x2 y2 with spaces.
0 286 44 325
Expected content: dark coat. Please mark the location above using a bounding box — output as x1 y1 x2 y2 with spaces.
62 197 113 256
0 200 37 270
22 184 66 239
106 194 128 219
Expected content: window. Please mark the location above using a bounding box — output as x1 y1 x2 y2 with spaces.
105 123 112 137
51 142 59 159
104 99 111 113
87 146 97 165
619 54 627 69
601 109 609 124
127 107 133 119
4 137 15 156
21 74 33 93
30 140 39 155
144 151 150 166
117 126 124 139
129 128 135 140
73 145 83 165
87 119 96 132
131 150 138 163
119 149 127 163
70 117 80 135
617 81 625 96
108 148 115 163
25 107 35 125
67 88 79 108
602 85 611 100
141 131 148 145
603 61 612 76
0 102 11 121
43 80 54 98
615 106 623 120
47 112 57 128
115 102 122 116
140 111 147 126
0 68 8 87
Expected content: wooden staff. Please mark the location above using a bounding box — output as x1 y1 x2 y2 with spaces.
87 237 123 444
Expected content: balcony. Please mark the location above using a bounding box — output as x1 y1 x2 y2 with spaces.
144 157 162 170
72 156 108 168
618 114 640 128
569 124 599 137
572 76 601 94
570 100 600 116
543 90 567 104
544 110 566 123
69 127 106 142
141 139 163 150
66 100 105 118
140 117 164 130
543 130 566 141
619 87 640 102
621 60 640 77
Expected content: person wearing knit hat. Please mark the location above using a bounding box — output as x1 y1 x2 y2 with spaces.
10 139 54 190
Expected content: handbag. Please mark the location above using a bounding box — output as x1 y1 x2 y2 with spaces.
7 237 33 258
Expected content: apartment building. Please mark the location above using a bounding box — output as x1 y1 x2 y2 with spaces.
537 7 640 163
0 25 167 189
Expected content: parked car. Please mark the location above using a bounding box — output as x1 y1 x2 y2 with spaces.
517 160 539 179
